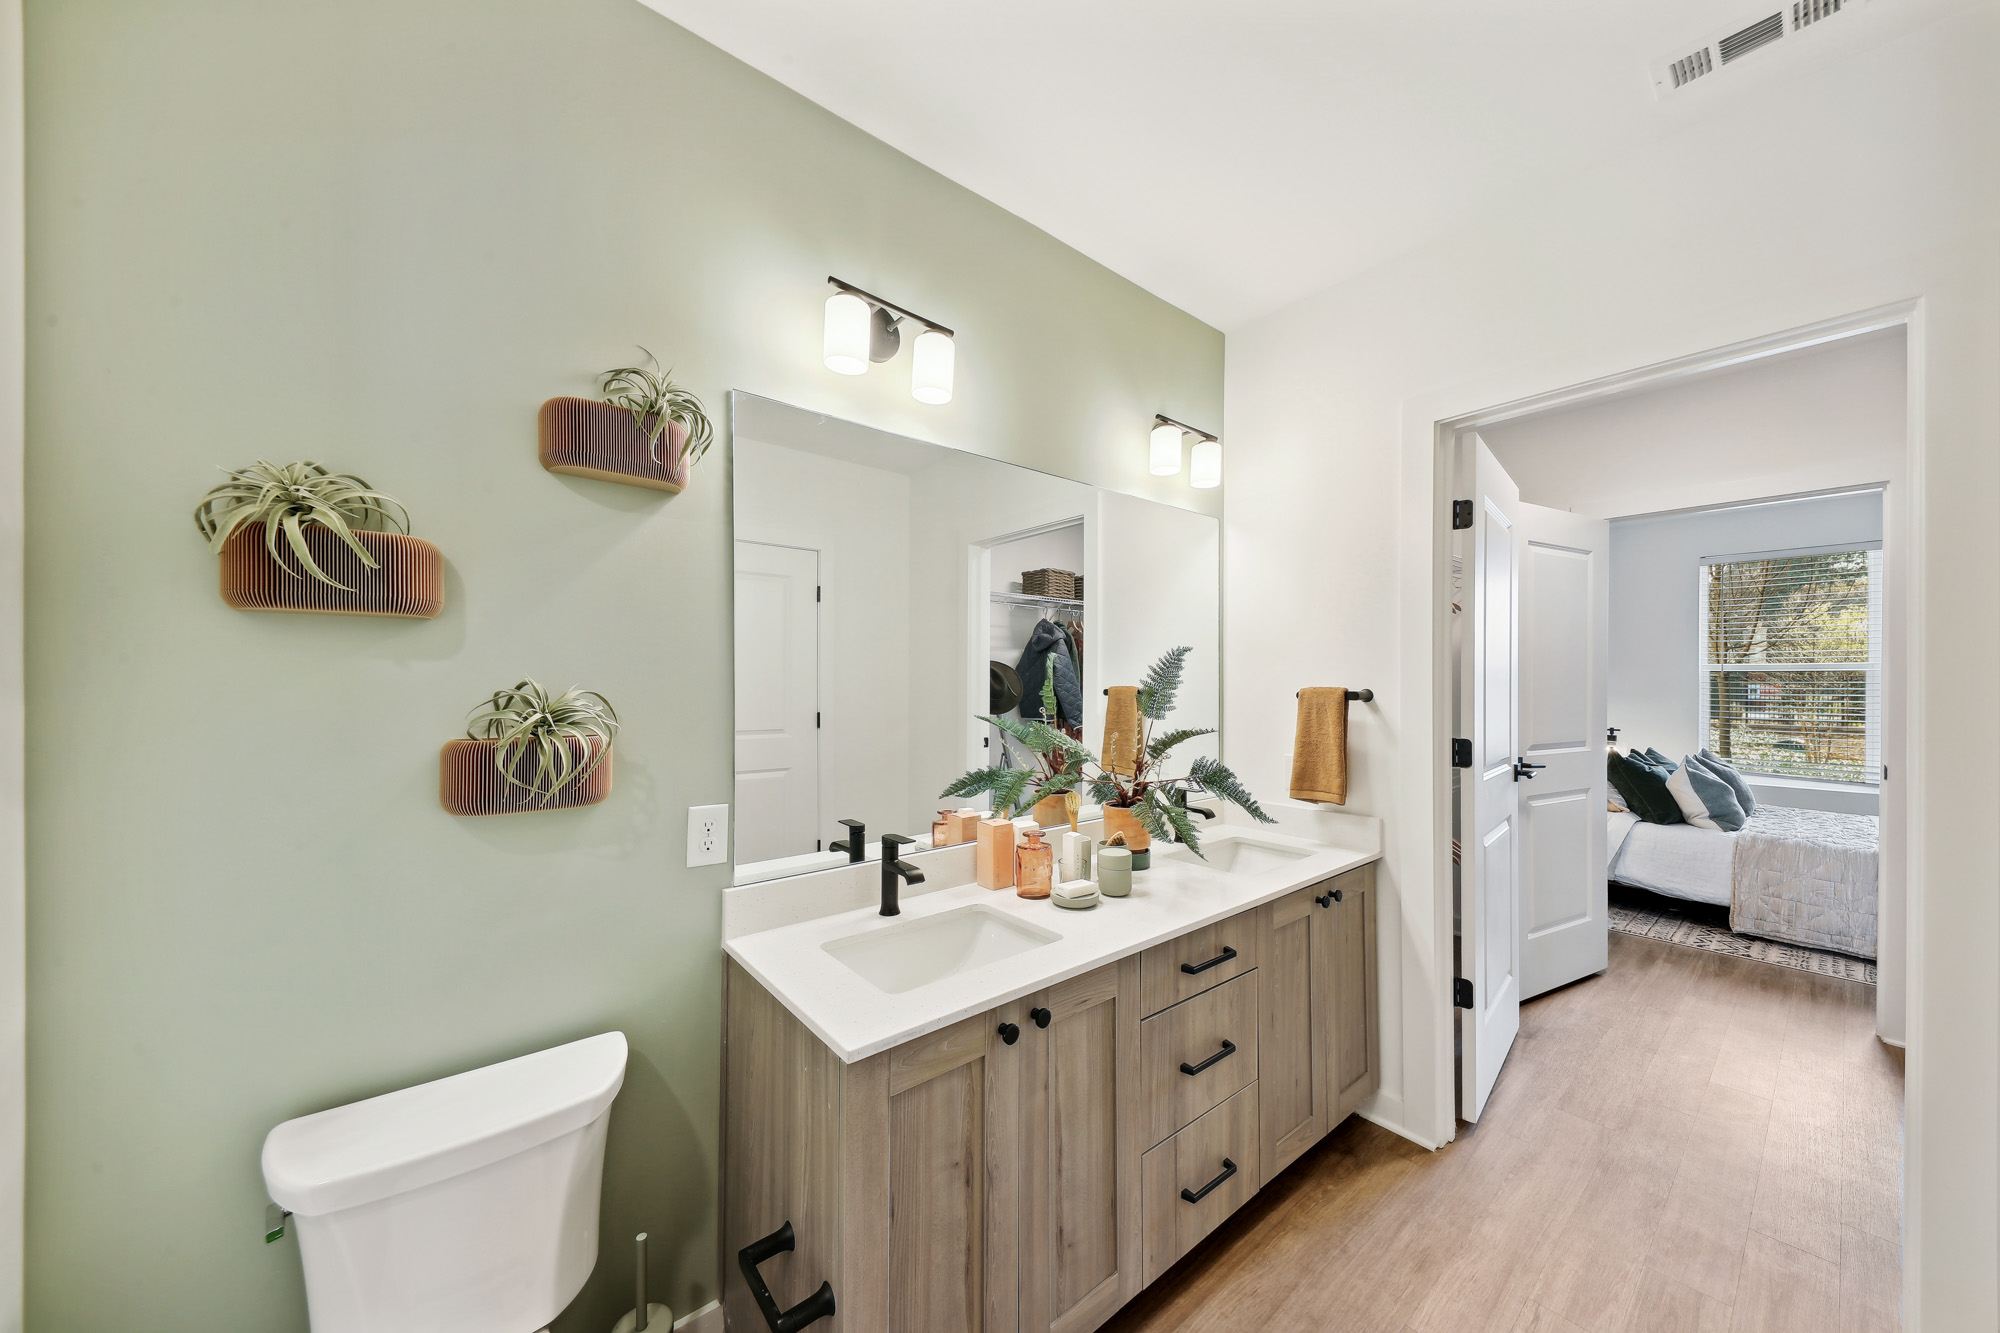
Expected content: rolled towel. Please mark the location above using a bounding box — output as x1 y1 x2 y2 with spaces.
1103 685 1141 777
1290 687 1349 805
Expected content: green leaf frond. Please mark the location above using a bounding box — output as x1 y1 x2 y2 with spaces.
1190 755 1277 824
600 346 715 468
941 765 1033 818
193 461 411 590
1146 726 1216 762
1136 645 1193 721
465 679 618 804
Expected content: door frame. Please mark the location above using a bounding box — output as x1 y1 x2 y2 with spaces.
1399 299 1918 1155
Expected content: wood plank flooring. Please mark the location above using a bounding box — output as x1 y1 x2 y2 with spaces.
1100 932 1903 1333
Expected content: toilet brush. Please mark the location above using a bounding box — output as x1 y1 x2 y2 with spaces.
611 1231 673 1333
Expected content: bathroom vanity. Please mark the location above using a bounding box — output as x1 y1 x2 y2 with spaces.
719 819 1380 1333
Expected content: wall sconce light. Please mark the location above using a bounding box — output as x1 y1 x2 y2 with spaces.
1153 414 1220 487
823 276 956 404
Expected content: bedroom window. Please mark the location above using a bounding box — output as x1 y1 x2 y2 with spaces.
1699 544 1882 786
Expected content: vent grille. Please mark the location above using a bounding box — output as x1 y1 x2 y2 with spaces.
1794 0 1845 28
1718 12 1786 62
1669 47 1716 87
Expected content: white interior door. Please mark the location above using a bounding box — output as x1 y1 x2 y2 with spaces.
734 541 820 864
1460 439 1522 1122
1516 503 1610 999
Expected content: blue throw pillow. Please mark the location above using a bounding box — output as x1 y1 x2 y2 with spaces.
1667 753 1747 831
1696 749 1757 815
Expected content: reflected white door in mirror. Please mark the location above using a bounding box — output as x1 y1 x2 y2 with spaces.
730 392 1221 886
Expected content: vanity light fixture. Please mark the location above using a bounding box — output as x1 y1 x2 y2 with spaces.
823 277 956 404
1153 414 1220 486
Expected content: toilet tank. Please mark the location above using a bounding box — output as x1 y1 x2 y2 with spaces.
262 1032 628 1333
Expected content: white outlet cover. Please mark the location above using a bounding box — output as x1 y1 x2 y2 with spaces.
687 804 729 867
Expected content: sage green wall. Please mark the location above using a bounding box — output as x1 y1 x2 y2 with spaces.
22 1 1220 1328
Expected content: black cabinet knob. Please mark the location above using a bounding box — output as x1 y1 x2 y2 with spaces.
997 1022 1020 1045
1331 888 1344 903
1030 1007 1052 1029
1315 892 1332 909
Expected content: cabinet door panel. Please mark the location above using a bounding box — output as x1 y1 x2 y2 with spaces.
1260 887 1330 1180
1331 864 1381 1118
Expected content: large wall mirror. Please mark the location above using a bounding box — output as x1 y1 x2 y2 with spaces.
731 393 1220 884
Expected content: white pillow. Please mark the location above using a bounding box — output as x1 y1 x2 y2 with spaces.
1665 756 1748 832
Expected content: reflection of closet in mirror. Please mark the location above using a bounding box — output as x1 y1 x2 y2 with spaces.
983 521 1086 778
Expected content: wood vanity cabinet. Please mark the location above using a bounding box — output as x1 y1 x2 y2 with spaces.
721 859 1378 1333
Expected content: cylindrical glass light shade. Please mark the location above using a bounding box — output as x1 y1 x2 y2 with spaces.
1149 423 1184 475
1190 438 1222 488
911 328 955 404
823 292 871 375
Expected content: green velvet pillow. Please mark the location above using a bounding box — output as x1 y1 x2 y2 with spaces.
1608 749 1685 825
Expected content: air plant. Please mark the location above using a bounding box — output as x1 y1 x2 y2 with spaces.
193 461 410 590
465 680 619 804
600 347 713 468
942 645 1273 856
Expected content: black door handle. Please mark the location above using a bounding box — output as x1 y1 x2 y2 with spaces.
997 1022 1020 1045
1179 1039 1237 1077
1180 1158 1238 1204
1030 1007 1052 1029
1513 757 1546 781
1180 946 1238 976
738 1221 836 1333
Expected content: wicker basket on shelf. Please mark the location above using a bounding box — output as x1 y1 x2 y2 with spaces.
1022 567 1080 599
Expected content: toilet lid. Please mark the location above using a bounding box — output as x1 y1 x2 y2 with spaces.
262 1031 627 1217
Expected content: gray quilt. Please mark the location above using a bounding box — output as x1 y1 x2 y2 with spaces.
1730 806 1879 960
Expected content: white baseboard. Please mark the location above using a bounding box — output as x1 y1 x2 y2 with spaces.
675 1300 723 1332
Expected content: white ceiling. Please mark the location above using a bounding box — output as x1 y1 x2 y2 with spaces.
639 0 1962 330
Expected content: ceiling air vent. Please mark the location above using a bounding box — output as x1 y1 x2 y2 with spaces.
1718 13 1785 62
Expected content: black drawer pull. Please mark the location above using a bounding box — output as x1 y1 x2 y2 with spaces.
1179 1039 1238 1077
1180 1158 1238 1205
1180 946 1238 976
997 1022 1020 1045
738 1221 836 1333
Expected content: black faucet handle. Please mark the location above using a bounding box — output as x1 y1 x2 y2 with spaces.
881 833 916 851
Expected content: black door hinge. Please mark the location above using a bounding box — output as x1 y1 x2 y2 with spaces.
1452 738 1472 768
1451 500 1474 529
1454 978 1474 1009
816 585 822 602
816 712 821 728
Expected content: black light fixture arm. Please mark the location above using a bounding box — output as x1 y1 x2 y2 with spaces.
826 276 954 337
1153 412 1218 444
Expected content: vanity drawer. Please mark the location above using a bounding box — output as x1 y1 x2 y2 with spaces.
1139 1081 1261 1286
1140 969 1259 1147
1139 910 1259 1016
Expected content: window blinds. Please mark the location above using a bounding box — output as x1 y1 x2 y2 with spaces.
1698 545 1882 786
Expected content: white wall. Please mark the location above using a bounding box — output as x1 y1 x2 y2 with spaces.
1479 328 1906 518
1609 490 1885 811
1221 9 1998 1327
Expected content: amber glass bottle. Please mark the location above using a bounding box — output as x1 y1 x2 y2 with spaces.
1014 828 1054 900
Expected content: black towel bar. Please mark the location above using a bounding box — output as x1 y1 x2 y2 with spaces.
1295 688 1374 702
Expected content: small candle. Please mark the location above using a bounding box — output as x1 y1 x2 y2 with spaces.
1097 844 1132 897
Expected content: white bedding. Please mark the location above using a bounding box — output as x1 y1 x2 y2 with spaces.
1605 809 1735 906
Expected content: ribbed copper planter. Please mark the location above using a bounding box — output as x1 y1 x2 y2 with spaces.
439 736 613 816
219 522 444 619
538 397 690 493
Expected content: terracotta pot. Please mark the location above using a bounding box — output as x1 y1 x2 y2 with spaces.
440 736 613 816
1032 794 1071 829
539 397 690 493
1101 804 1150 852
219 521 443 619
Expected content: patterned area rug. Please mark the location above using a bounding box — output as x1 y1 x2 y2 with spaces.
1609 885 1876 984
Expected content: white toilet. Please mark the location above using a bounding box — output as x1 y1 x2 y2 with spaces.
262 1031 628 1333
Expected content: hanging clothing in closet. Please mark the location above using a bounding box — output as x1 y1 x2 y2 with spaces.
1016 618 1083 729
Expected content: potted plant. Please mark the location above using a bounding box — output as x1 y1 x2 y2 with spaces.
942 666 1091 824
942 646 1272 858
440 680 619 816
539 348 713 493
194 461 443 618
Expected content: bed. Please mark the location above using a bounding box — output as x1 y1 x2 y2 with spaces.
1607 805 1879 959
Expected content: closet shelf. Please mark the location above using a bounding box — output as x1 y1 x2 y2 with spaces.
991 591 1084 612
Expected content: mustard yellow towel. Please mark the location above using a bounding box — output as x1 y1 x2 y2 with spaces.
1291 687 1349 805
1103 685 1141 777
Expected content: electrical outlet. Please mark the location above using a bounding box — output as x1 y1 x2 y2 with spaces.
687 804 729 867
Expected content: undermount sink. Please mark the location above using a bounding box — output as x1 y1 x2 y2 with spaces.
1164 837 1313 874
822 905 1062 994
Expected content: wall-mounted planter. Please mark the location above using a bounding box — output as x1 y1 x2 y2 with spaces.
220 522 444 619
439 736 613 816
539 398 690 493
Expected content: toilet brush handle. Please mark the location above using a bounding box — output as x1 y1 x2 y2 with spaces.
634 1233 648 1332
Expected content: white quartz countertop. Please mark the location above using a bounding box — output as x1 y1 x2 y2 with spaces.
724 823 1380 1063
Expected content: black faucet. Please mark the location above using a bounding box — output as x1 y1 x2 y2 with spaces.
830 818 866 863
879 834 924 917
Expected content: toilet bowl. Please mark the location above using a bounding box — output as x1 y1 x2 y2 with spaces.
262 1031 628 1333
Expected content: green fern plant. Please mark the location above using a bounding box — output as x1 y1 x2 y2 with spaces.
193 460 410 590
600 347 713 468
466 680 619 804
943 645 1272 855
